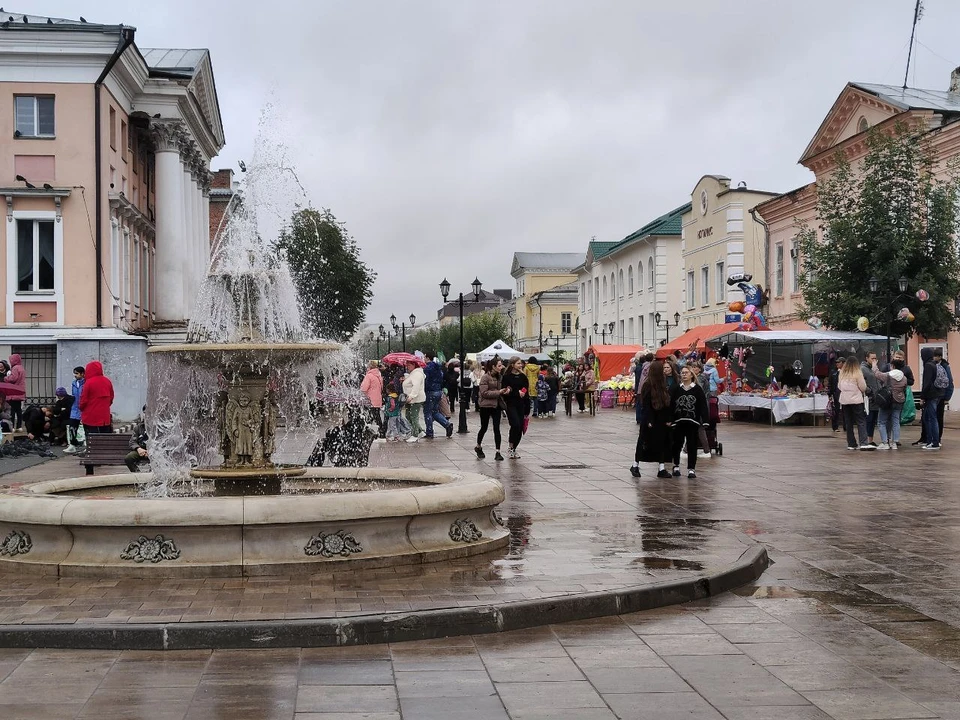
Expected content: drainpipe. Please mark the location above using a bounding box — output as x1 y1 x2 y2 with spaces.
749 207 770 316
534 293 543 352
94 26 136 328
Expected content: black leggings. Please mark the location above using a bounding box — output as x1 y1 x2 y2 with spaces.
506 404 525 449
9 400 22 430
477 407 502 449
672 423 700 470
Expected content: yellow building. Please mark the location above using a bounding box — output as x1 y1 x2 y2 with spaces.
509 252 583 354
680 176 778 329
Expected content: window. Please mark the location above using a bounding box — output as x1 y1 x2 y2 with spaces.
15 96 55 138
775 243 784 296
619 319 624 342
602 276 607 302
594 280 599 312
637 262 644 293
618 269 624 298
627 266 634 295
686 270 695 309
580 282 585 311
109 107 116 149
858 116 869 133
628 317 634 343
716 261 725 303
639 315 644 344
701 266 710 306
648 256 654 288
611 272 616 300
790 240 800 293
561 312 572 334
16 219 55 292
120 120 128 162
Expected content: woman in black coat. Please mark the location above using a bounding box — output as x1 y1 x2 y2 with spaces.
501 357 531 459
632 360 674 479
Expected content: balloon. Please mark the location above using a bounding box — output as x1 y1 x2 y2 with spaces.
744 305 757 314
897 307 911 321
728 301 745 313
807 317 823 329
742 312 753 322
857 316 870 332
765 365 775 378
916 289 929 302
793 360 803 372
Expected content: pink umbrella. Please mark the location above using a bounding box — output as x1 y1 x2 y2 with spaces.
381 352 425 367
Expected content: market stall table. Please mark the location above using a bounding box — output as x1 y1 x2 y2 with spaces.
718 393 826 424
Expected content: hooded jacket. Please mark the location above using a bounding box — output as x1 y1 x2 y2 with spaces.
423 360 444 393
5 354 25 401
78 361 114 426
402 367 426 404
359 368 383 408
874 367 907 404
69 376 85 420
920 348 944 401
478 371 505 410
523 362 541 394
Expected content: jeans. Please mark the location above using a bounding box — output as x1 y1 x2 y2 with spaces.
922 397 940 447
477 407 501 449
424 391 450 436
877 402 903 444
865 405 879 439
842 403 867 448
937 396 947 443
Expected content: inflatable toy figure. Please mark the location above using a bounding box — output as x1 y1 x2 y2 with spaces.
725 273 767 329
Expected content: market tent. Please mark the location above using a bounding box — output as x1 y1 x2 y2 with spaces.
656 323 742 359
476 340 521 362
588 344 645 381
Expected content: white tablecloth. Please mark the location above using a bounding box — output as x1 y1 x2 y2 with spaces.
718 394 824 423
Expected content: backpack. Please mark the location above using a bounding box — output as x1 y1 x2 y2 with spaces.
934 364 949 389
874 383 893 410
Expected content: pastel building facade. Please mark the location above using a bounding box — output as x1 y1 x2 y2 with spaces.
509 252 582 356
574 204 687 351
0 12 224 418
754 70 960 404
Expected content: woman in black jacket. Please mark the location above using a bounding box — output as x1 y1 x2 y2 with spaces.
670 366 709 478
633 360 674 479
501 357 531 459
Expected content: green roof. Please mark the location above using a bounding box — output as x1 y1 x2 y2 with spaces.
588 241 619 260
610 202 691 252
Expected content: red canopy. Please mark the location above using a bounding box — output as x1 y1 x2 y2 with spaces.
655 323 742 359
587 345 646 381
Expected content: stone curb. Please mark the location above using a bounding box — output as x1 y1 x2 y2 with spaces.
0 544 768 650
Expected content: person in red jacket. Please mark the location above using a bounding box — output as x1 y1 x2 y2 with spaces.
5 353 26 431
78 360 114 434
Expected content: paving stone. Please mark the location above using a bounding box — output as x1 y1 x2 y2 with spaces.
803 687 939 719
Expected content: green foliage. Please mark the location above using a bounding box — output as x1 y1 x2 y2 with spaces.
275 208 376 341
798 124 960 338
402 311 510 359
548 349 568 368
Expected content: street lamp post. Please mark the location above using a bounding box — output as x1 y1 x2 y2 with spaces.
506 309 515 346
440 276 482 434
545 329 566 366
369 331 376 359
592 321 615 345
375 324 386 358
655 312 681 346
870 276 910 363
390 313 416 352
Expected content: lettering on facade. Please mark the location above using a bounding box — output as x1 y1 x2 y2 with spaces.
697 227 714 240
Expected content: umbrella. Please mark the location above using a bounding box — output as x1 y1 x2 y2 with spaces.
382 352 425 367
0 382 20 396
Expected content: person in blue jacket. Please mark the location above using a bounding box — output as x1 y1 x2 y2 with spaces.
422 352 453 439
63 365 85 453
934 348 953 445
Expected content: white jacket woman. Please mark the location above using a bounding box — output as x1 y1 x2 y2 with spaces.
401 364 426 441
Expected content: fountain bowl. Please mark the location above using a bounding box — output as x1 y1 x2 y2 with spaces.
0 468 508 577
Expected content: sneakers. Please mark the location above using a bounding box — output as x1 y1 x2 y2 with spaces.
923 443 941 451
687 470 697 478
859 444 876 451
847 446 858 450
891 442 899 450
876 443 890 450
672 466 681 477
405 436 419 443
698 451 711 459
475 445 485 459
494 451 504 461
629 466 640 478
446 424 454 438
508 448 520 459
63 445 77 454
656 469 671 479
418 432 426 439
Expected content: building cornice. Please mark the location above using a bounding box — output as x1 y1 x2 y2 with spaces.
2 187 71 221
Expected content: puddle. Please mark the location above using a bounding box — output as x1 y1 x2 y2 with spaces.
632 557 704 571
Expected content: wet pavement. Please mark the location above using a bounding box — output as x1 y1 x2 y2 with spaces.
2 410 960 717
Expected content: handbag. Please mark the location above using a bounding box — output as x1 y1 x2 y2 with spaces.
901 387 917 424
522 416 530 434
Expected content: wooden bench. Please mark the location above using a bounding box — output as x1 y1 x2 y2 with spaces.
81 433 132 475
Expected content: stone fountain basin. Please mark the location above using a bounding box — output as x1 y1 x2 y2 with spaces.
0 468 508 577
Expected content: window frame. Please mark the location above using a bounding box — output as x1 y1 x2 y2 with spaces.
790 240 800 293
15 217 56 293
716 261 725 304
647 256 654 289
775 242 784 296
6 210 64 325
701 266 710 307
627 266 634 296
14 95 55 138
686 270 696 310
561 312 572 335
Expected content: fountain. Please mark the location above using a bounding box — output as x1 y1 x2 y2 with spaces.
0 110 508 575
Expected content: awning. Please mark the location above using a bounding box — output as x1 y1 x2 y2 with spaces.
655 323 741 359
587 344 646 380
705 329 891 347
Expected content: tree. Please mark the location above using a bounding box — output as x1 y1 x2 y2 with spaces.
403 311 510 359
798 124 960 340
275 208 376 341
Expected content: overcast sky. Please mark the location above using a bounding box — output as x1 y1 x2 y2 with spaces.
26 1 960 330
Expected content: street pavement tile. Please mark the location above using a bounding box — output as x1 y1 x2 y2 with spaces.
666 654 811 707
295 685 398 714
75 686 195 719
298 660 395 685
292 714 400 720
397 695 509 719
579 665 693 694
709 622 804 643
639 632 743 656
602 691 726 719
389 647 486 671
621 612 714 635
738 639 850 666
803 688 939 720
505 709 618 720
691 606 783 624
0 703 86 719
494 680 606 711
394 669 496 697
565 643 667 668
482 655 586 682
717 706 836 720
764 662 891 691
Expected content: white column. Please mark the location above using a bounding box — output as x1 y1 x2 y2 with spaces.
201 177 211 273
151 124 186 322
181 161 194 315
192 170 204 290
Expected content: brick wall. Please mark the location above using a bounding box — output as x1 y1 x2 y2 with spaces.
208 168 234 248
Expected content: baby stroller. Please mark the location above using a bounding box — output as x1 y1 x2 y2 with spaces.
705 395 722 456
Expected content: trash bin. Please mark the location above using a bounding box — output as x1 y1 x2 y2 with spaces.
599 389 616 408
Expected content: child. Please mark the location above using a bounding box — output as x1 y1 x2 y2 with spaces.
535 374 550 418
384 392 410 442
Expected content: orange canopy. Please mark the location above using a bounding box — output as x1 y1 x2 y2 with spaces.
587 344 646 381
655 323 742 359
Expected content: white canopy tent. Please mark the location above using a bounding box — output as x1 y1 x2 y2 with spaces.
706 329 891 347
476 340 522 362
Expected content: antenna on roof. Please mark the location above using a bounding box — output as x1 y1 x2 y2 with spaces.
903 0 924 89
